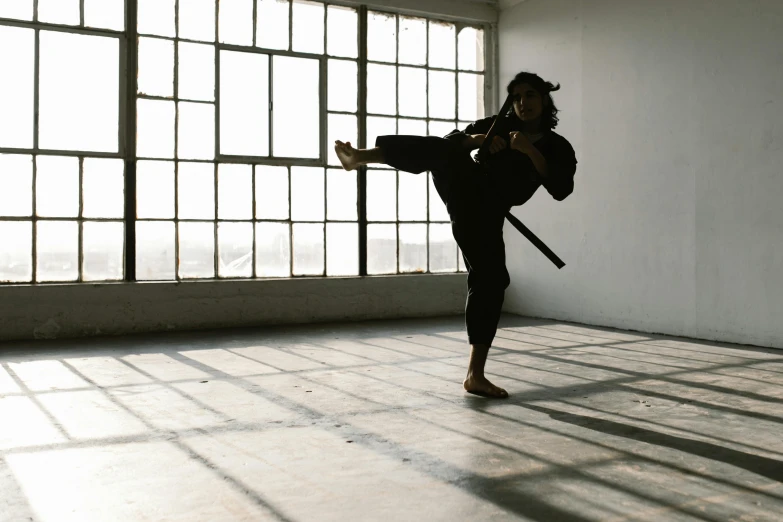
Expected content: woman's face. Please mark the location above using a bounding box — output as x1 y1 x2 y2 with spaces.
511 83 544 122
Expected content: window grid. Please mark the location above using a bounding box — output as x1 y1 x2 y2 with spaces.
0 0 489 285
0 5 126 284
133 1 357 280
363 9 484 275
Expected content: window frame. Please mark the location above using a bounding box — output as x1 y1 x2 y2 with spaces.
0 0 495 285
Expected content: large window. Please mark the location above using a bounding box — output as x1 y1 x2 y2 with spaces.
0 1 487 284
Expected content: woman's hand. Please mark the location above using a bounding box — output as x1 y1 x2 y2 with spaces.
509 131 535 154
488 135 507 154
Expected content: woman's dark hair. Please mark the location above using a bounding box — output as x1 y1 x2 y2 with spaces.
506 71 561 130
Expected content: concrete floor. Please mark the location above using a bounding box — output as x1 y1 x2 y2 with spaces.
1 315 782 522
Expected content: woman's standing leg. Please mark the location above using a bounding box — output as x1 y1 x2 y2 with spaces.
452 209 510 398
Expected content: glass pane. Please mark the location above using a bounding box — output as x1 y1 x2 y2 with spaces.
257 0 289 50
218 222 253 278
36 156 79 218
138 0 175 37
429 22 455 69
327 5 357 58
326 168 356 221
399 224 427 273
399 17 426 66
38 0 79 25
178 222 215 278
428 120 456 138
136 160 175 219
0 221 32 283
218 164 252 219
82 158 124 219
459 73 484 122
458 121 473 132
328 59 357 113
397 118 426 136
0 154 33 217
178 42 215 101
36 220 78 282
0 0 33 20
39 32 120 153
291 167 324 221
136 221 175 280
367 224 396 275
326 223 358 276
367 64 396 116
458 27 484 71
292 0 324 54
398 172 427 221
179 0 216 42
429 223 457 272
0 26 34 149
219 0 253 46
256 222 289 277
429 174 449 221
328 113 357 167
85 0 125 31
368 11 395 63
138 37 174 98
428 70 456 120
82 221 124 281
398 67 426 118
366 116 395 149
367 170 396 222
273 56 319 158
459 247 467 272
292 223 324 276
178 162 215 220
220 51 269 156
137 99 175 158
178 102 215 160
255 165 288 219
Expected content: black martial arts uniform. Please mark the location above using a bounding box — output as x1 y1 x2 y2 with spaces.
375 113 577 346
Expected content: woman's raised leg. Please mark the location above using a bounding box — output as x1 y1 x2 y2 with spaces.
334 141 384 170
335 135 472 175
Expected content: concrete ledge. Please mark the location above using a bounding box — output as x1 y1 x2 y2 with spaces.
0 274 467 342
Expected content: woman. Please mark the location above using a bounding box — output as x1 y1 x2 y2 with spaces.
335 71 578 398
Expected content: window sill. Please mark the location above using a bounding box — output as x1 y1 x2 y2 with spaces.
0 273 467 342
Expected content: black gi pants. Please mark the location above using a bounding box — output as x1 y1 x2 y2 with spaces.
375 135 510 346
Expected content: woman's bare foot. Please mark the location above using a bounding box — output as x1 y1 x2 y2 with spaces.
463 374 508 398
463 343 508 398
334 140 360 171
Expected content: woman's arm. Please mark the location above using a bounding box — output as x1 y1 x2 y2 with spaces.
539 143 577 201
511 132 577 201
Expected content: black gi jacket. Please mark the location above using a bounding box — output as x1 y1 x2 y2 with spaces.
444 115 578 208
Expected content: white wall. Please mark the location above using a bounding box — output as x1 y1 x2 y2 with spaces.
499 0 783 348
